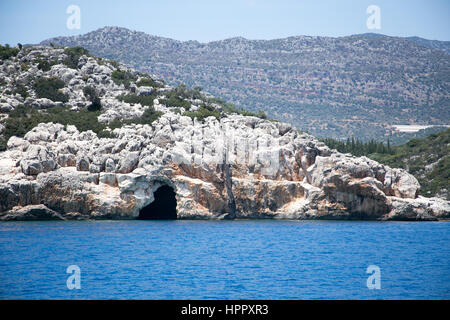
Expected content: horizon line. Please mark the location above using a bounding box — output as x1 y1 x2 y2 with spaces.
34 25 449 45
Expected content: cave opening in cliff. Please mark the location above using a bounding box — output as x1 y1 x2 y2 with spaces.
138 185 177 220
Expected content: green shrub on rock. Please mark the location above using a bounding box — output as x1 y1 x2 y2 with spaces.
37 58 58 72
159 95 191 110
63 46 89 69
0 44 19 61
136 77 160 88
83 86 102 111
183 105 220 122
33 77 69 102
239 109 268 119
0 137 6 151
116 93 156 107
135 107 163 125
111 70 137 88
12 84 29 99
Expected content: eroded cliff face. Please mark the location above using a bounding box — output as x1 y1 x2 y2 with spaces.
0 114 448 221
0 46 448 220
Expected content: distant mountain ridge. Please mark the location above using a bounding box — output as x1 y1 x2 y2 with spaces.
41 26 450 140
354 33 450 54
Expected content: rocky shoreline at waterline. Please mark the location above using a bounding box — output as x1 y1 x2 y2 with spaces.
0 46 448 221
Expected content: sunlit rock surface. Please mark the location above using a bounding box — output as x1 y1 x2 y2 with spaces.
0 117 448 221
0 46 448 220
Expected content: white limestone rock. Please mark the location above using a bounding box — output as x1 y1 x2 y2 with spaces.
0 46 448 221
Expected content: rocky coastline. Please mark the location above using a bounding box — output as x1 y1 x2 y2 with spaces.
0 46 448 221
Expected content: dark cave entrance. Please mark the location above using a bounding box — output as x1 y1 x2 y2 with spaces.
138 185 177 220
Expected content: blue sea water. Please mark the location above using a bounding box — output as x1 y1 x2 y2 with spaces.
0 220 449 300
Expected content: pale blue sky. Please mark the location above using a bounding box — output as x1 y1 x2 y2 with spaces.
0 0 449 45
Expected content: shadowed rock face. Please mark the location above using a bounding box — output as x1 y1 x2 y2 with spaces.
138 185 177 220
0 204 64 221
0 46 448 221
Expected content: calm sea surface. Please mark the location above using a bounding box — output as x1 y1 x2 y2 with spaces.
0 220 449 299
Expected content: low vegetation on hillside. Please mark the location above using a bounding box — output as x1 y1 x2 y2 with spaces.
136 77 162 88
34 77 69 102
322 130 450 199
116 93 157 107
111 69 137 88
40 27 450 140
0 104 163 150
159 85 268 121
63 46 90 69
370 129 449 199
0 105 106 150
0 44 20 61
320 137 393 157
0 45 269 151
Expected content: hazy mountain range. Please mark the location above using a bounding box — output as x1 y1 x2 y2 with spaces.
41 26 450 140
356 33 450 54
